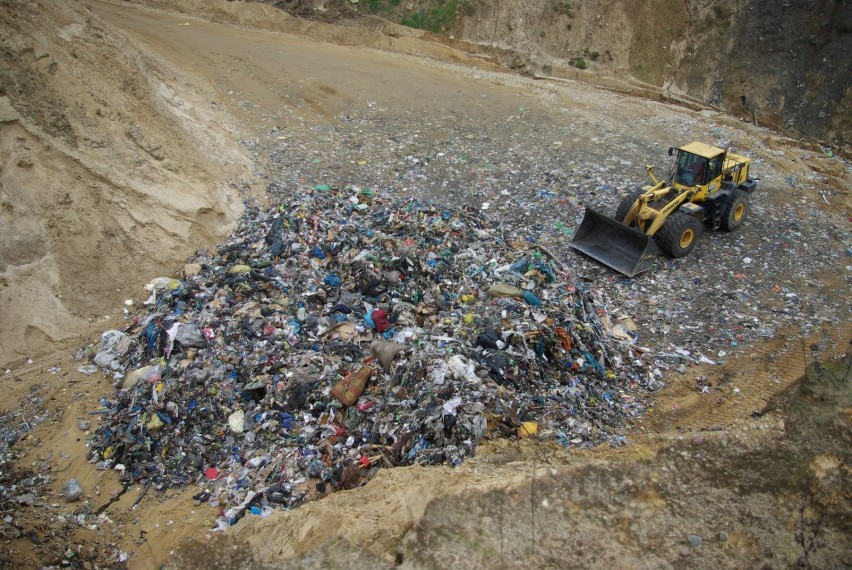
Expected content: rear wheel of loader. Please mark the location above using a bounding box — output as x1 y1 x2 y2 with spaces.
615 187 646 225
658 212 701 258
721 189 749 231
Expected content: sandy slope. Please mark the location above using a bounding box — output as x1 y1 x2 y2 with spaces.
0 0 251 368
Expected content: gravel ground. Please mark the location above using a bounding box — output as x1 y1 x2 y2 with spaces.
238 60 851 376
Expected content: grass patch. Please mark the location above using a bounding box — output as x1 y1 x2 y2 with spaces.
554 2 576 18
712 3 733 21
364 0 403 16
401 1 475 33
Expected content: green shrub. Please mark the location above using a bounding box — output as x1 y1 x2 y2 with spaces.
401 1 474 33
712 3 733 20
554 2 575 18
572 57 587 70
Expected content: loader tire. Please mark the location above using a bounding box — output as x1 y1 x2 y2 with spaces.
658 212 701 258
615 187 646 225
721 189 749 231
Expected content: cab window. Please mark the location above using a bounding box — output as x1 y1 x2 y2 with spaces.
706 155 723 182
675 152 708 186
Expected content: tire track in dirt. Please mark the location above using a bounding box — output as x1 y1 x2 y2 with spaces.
639 325 852 435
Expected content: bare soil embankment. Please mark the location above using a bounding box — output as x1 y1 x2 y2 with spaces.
0 0 250 368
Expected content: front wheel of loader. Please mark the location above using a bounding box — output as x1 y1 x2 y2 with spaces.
615 187 646 225
658 212 701 258
721 189 749 231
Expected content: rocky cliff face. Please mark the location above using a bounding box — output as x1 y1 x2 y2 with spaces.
470 0 851 149
271 0 851 149
711 0 850 146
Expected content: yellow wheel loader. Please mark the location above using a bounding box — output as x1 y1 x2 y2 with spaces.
570 142 757 277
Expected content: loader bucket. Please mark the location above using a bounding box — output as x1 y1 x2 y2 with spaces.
569 207 659 277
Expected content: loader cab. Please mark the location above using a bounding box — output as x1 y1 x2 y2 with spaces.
671 142 726 191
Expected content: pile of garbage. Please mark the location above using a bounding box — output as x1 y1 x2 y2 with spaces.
88 184 655 528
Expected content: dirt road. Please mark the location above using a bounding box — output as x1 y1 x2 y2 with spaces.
87 0 526 134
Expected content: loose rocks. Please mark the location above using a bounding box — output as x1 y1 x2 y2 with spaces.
62 479 84 502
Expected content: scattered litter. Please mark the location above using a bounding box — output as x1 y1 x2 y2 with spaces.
87 186 655 528
81 99 850 530
62 479 84 502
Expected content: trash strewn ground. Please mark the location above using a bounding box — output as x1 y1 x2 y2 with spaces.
89 184 662 529
88 19 849 532
1 2 849 568
245 98 850 369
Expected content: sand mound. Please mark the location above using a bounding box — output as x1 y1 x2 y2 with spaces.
0 0 253 367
